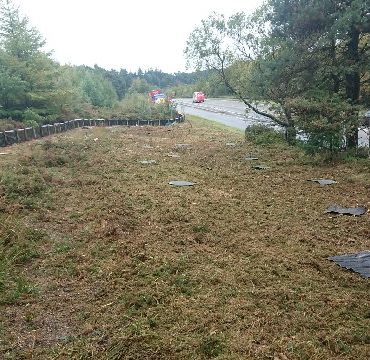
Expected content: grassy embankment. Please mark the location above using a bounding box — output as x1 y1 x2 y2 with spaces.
0 116 369 359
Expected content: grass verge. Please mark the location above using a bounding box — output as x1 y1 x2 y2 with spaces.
0 116 369 359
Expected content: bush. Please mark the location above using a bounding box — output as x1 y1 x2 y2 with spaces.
24 119 39 128
110 93 179 120
245 124 285 145
23 108 44 124
0 109 24 121
299 131 345 155
289 96 355 154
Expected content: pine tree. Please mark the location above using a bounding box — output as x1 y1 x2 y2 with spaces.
0 0 46 60
267 0 370 147
0 0 61 118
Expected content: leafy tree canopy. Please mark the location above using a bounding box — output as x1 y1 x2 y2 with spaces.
185 0 370 148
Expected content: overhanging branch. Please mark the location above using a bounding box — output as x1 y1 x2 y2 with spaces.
215 58 289 127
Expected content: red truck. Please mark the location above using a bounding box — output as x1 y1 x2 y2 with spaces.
192 91 205 103
149 89 168 104
148 89 161 102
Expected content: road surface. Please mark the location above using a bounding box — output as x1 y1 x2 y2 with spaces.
175 98 276 131
175 98 369 147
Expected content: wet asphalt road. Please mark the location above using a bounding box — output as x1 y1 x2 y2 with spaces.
175 98 274 131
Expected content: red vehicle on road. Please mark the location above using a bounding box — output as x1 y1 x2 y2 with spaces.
192 91 205 103
148 89 162 102
149 89 168 104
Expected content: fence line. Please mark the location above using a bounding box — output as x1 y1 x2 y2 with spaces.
0 116 184 147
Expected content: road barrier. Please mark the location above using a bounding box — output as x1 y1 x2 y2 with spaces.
0 116 184 148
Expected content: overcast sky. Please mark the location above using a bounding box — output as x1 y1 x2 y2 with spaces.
13 0 264 74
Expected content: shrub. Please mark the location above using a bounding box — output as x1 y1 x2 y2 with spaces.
289 96 355 154
24 119 39 128
245 124 285 145
110 93 179 120
23 108 44 124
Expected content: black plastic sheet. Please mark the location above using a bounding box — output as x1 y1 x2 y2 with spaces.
169 181 195 186
328 251 370 278
252 164 270 170
140 160 157 164
175 144 191 148
325 205 367 216
309 179 336 186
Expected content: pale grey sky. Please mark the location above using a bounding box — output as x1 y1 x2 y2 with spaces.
13 0 264 73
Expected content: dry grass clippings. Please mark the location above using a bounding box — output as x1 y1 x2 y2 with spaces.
0 117 369 359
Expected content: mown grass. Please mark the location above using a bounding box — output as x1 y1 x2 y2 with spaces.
0 215 44 305
0 117 369 359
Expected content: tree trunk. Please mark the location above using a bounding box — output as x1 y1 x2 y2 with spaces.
283 107 296 145
345 26 360 149
285 126 296 145
329 38 340 94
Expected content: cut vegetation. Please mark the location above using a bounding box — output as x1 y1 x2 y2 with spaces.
0 116 369 359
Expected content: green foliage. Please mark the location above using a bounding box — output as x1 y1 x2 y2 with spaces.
0 0 46 60
80 68 118 107
245 124 285 145
0 2 206 124
185 11 295 129
128 78 151 94
185 0 370 152
166 70 229 98
167 83 194 98
266 0 369 148
92 65 206 101
194 71 231 97
0 0 70 121
0 50 27 108
289 96 356 153
23 108 43 123
109 93 178 120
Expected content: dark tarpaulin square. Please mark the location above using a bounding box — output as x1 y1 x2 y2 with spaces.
139 160 157 164
252 164 270 170
328 251 370 278
309 179 337 186
325 204 368 216
175 144 191 148
169 180 195 186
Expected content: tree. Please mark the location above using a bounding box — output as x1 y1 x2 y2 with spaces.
0 49 26 110
81 70 118 107
106 68 132 100
0 0 64 120
185 11 300 143
128 77 152 94
267 0 370 148
0 0 46 60
185 1 370 148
